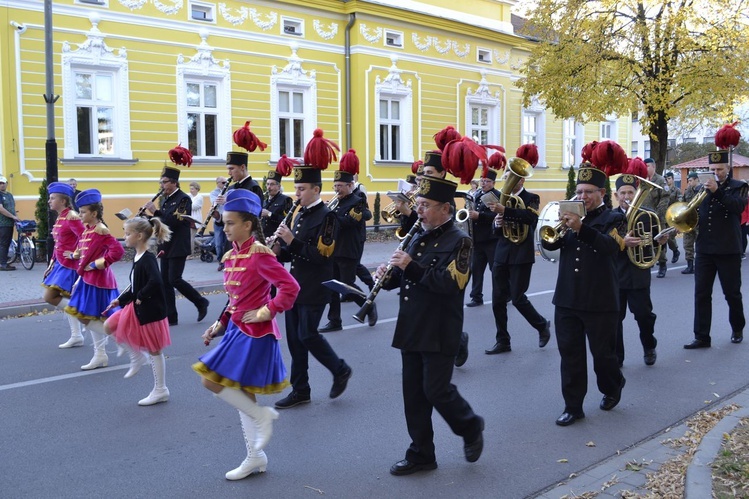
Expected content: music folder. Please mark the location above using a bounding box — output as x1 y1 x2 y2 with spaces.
654 226 677 240
178 214 204 230
115 208 132 221
386 191 411 204
558 200 586 218
322 280 367 299
479 191 500 206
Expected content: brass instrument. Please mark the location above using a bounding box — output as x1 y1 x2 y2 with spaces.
267 199 301 248
197 181 234 237
539 196 581 244
625 176 663 269
353 220 422 323
665 188 708 233
381 193 416 224
499 157 534 244
327 195 340 211
455 192 474 238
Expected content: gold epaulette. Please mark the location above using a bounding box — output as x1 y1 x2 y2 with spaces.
220 250 233 263
94 223 110 236
66 211 81 221
348 208 362 222
317 237 335 257
610 229 626 251
250 242 275 255
447 238 472 290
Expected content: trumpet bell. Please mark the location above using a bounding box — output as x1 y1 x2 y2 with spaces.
539 223 562 244
455 208 470 224
665 202 699 233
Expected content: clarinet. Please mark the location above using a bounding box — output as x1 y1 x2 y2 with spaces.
135 188 164 218
197 181 234 237
267 199 301 249
353 220 422 323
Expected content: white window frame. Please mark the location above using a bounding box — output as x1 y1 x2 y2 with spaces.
521 98 546 167
189 1 215 23
600 118 617 141
181 79 224 158
281 17 304 37
562 118 584 169
374 62 414 164
270 54 317 162
61 31 132 160
378 97 403 161
476 48 492 64
631 140 638 158
275 88 309 159
384 29 404 48
644 140 651 158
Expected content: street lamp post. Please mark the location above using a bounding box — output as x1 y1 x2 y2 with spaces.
43 0 59 261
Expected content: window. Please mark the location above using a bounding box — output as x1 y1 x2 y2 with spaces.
600 122 612 139
477 48 491 64
282 17 303 37
703 136 715 145
522 114 537 145
644 140 651 158
378 98 402 160
683 137 696 144
521 101 546 166
76 0 107 5
73 72 115 155
563 118 583 169
631 141 638 158
469 106 491 145
185 81 219 157
278 90 306 158
384 30 403 48
190 1 214 22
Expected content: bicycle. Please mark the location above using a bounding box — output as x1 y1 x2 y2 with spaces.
7 220 37 270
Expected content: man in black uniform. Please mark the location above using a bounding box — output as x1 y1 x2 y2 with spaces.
485 175 550 353
273 165 353 409
260 169 293 239
319 167 376 332
377 175 484 476
466 169 500 307
145 166 210 326
684 150 748 348
215 152 265 255
542 165 626 426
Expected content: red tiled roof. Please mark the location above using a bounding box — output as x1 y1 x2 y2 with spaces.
672 154 749 169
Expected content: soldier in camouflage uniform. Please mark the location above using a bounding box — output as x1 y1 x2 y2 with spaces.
641 159 671 278
680 172 702 274
663 172 681 264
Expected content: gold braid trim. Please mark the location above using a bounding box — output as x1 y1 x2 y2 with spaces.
192 361 290 395
610 229 626 251
317 237 335 257
447 260 470 290
220 249 232 263
66 210 81 220
348 208 363 221
250 242 275 255
94 223 110 235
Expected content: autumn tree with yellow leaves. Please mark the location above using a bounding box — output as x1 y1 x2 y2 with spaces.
517 0 749 172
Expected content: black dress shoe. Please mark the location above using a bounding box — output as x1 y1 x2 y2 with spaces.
464 416 484 463
275 391 311 409
485 342 511 355
318 321 343 333
643 348 657 366
329 365 352 399
684 338 711 349
731 331 743 344
555 411 585 426
197 298 210 322
367 302 378 327
389 459 438 476
600 377 626 411
671 249 680 264
455 332 469 367
466 300 483 308
538 320 551 348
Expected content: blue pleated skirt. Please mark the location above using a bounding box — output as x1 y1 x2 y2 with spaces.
193 321 289 395
42 262 78 297
65 281 120 321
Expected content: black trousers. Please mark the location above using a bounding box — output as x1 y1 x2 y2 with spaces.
160 256 205 321
356 262 375 288
0 225 13 266
469 240 496 301
616 288 657 364
401 350 482 464
554 306 623 413
492 262 547 344
285 304 347 395
327 257 366 323
693 253 745 340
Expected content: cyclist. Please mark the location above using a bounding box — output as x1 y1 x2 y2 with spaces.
0 175 21 271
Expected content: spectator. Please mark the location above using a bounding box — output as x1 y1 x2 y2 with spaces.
0 175 21 271
68 178 82 211
189 181 203 254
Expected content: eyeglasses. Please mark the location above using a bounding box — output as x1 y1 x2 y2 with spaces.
415 202 441 211
159 180 173 185
575 188 600 196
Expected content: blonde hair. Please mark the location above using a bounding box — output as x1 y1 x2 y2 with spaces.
124 217 172 245
189 181 201 191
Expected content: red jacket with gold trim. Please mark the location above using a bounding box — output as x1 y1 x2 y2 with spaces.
52 208 85 270
73 223 124 289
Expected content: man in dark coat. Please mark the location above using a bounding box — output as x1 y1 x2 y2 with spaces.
145 166 209 326
466 169 500 307
378 175 484 476
215 152 264 255
260 169 293 239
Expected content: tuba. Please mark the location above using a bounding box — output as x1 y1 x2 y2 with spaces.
499 157 534 243
625 176 663 269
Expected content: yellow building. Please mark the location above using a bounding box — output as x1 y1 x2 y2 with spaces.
0 0 631 237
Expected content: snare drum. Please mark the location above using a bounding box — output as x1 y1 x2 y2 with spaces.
536 201 560 262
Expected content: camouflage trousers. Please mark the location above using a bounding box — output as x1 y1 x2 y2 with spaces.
683 230 697 261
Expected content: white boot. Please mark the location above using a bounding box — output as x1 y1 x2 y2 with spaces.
138 353 169 406
59 314 85 348
215 389 279 451
121 344 149 379
225 411 268 480
81 322 108 370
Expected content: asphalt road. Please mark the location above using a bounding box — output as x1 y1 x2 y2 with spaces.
1 252 748 498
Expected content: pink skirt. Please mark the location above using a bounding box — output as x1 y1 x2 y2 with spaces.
106 302 171 352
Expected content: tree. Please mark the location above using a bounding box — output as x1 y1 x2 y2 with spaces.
517 0 749 173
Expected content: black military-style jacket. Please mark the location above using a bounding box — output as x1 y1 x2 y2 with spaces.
331 192 372 260
542 205 625 312
278 201 338 305
384 220 472 355
696 178 748 255
262 193 293 238
153 189 192 259
119 251 168 325
473 188 501 244
232 176 264 200
614 206 652 290
493 188 540 265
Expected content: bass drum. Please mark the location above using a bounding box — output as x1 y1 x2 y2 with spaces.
536 201 560 262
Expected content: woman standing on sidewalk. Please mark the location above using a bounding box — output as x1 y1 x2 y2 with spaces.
104 217 173 406
41 182 86 348
193 189 299 481
64 189 125 371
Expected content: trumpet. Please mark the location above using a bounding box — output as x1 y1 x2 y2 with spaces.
381 193 416 224
625 176 663 269
196 181 234 237
327 195 340 211
539 197 583 244
266 199 301 249
665 189 708 234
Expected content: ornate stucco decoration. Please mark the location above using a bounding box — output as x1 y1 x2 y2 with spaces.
452 41 470 58
466 69 501 104
375 55 412 93
271 42 316 84
118 0 182 14
62 12 126 65
493 49 510 65
433 37 452 54
176 28 230 74
360 24 382 44
313 20 338 40
118 0 147 9
218 3 248 26
510 57 525 71
249 8 277 31
412 33 432 52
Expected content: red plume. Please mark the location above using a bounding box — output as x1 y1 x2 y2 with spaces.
411 160 424 174
626 157 648 178
168 144 193 167
581 141 599 163
442 136 489 184
233 121 267 152
304 128 340 170
590 140 628 176
276 155 299 177
340 149 360 175
487 150 507 170
516 144 539 167
715 122 741 149
433 126 462 151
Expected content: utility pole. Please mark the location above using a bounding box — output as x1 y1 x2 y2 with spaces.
43 0 59 261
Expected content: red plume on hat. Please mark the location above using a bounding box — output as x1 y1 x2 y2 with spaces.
442 136 489 184
340 149 360 175
233 121 268 152
304 128 340 169
169 144 193 167
516 143 539 167
715 121 741 149
581 141 599 164
486 149 507 171
433 125 462 151
590 140 627 176
626 156 648 178
411 160 424 174
276 154 300 177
